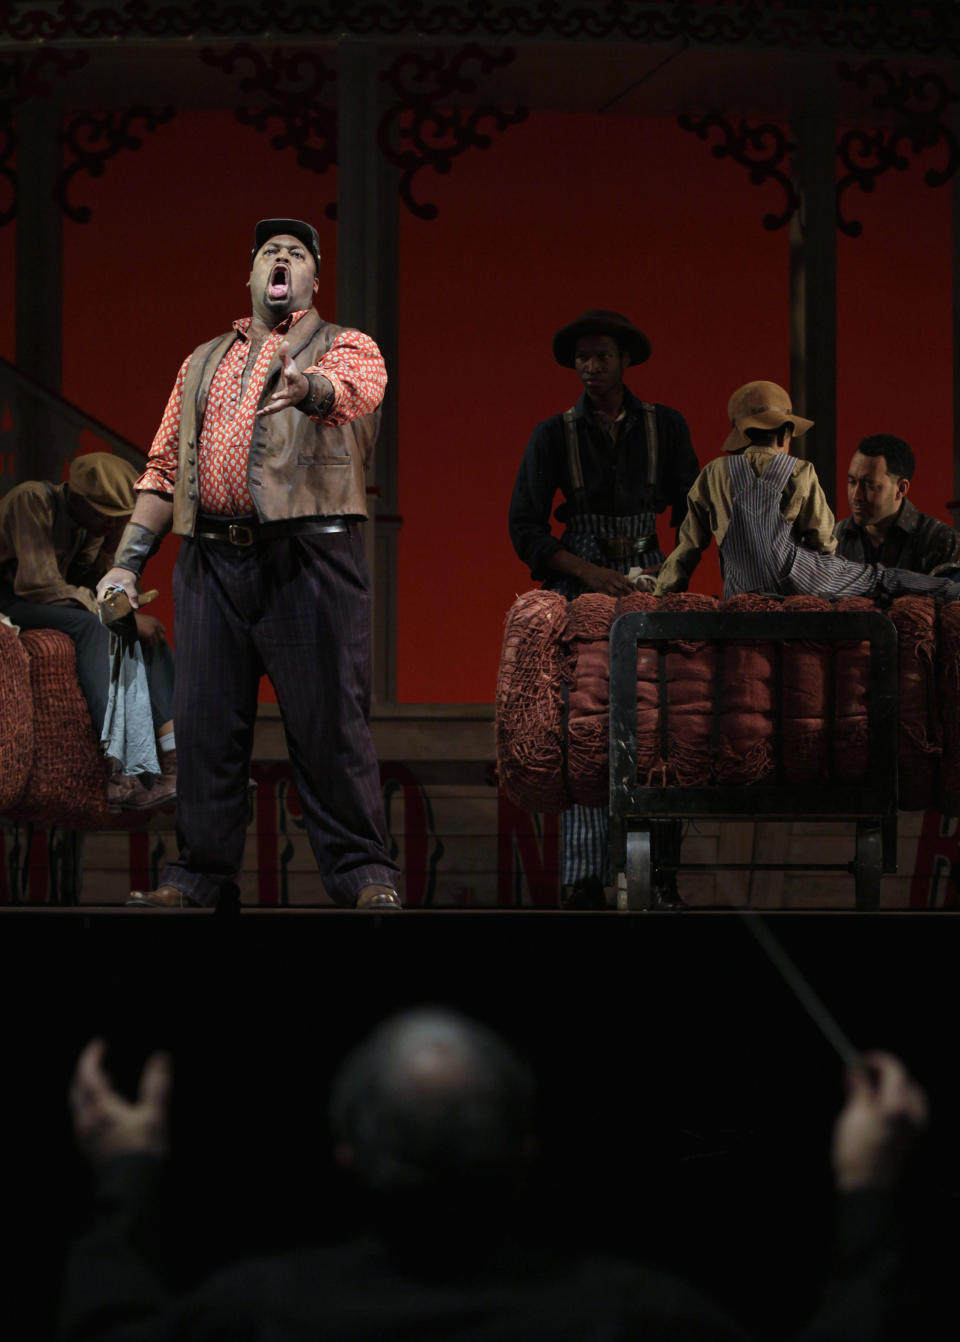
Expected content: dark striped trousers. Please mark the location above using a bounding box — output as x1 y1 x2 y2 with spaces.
160 529 398 907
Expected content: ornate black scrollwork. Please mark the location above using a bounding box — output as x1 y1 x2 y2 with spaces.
56 107 177 223
677 113 800 230
0 3 959 56
836 60 960 238
199 45 338 220
377 44 528 220
0 49 89 226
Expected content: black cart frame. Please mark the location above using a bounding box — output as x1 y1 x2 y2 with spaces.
608 610 899 911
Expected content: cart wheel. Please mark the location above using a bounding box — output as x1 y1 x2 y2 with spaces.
622 828 652 911
853 822 882 911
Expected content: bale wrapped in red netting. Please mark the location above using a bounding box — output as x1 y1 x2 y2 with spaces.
656 593 719 785
938 601 960 816
496 591 569 812
0 621 32 813
563 592 660 804
5 629 110 828
780 595 832 784
833 597 873 784
565 594 616 806
716 594 779 784
888 596 939 811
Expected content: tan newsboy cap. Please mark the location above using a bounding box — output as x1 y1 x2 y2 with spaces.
721 380 813 453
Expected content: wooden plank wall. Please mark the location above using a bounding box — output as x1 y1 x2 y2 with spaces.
3 774 958 910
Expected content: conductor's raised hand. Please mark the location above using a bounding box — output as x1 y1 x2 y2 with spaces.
832 1050 929 1192
69 1038 172 1167
258 340 309 417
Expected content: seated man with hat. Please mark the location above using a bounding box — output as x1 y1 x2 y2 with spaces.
656 381 960 602
510 309 699 909
0 452 176 810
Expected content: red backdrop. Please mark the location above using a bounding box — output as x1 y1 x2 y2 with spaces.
0 108 953 702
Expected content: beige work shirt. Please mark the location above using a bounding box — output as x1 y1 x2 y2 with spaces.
655 446 837 594
0 480 106 611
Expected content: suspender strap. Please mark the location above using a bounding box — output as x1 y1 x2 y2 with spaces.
641 401 658 500
563 407 588 515
565 401 658 514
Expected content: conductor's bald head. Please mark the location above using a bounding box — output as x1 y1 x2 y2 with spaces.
329 1008 536 1198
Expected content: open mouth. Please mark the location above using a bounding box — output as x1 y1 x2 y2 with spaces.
268 263 290 300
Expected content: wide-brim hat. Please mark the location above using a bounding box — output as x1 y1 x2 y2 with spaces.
552 309 651 368
252 218 321 274
68 452 139 516
721 380 814 453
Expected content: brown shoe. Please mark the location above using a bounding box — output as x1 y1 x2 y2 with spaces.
109 770 177 813
126 884 200 909
356 884 403 911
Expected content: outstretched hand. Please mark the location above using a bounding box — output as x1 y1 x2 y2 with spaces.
258 340 309 417
832 1051 928 1192
69 1038 172 1167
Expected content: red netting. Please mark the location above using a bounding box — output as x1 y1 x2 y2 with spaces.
716 594 779 784
567 602 613 807
658 593 718 785
833 597 874 782
614 591 660 785
780 595 832 783
0 623 33 812
496 591 956 814
495 591 569 812
5 629 110 828
889 596 939 811
938 601 960 816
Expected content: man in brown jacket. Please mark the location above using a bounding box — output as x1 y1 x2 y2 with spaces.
0 452 176 810
97 219 400 911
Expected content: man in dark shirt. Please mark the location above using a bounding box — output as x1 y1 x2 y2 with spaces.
509 310 699 909
61 1009 928 1342
835 434 960 574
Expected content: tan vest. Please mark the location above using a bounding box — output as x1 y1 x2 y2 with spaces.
172 309 381 536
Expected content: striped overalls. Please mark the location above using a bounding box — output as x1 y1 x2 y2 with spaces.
721 451 960 601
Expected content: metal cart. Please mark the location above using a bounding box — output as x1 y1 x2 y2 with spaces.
608 610 899 911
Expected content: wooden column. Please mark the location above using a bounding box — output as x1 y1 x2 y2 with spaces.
953 162 960 515
337 42 401 705
14 96 66 484
790 112 837 508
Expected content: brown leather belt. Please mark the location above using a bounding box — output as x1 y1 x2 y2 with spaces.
194 516 355 546
598 534 658 561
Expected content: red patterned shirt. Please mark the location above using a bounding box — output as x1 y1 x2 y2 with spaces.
137 310 387 516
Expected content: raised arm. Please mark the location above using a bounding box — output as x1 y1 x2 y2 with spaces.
258 329 387 431
61 1040 173 1342
794 1051 929 1342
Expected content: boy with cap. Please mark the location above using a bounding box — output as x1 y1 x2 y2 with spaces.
0 451 176 809
656 381 960 601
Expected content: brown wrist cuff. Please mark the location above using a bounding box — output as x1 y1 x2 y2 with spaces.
295 374 335 418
